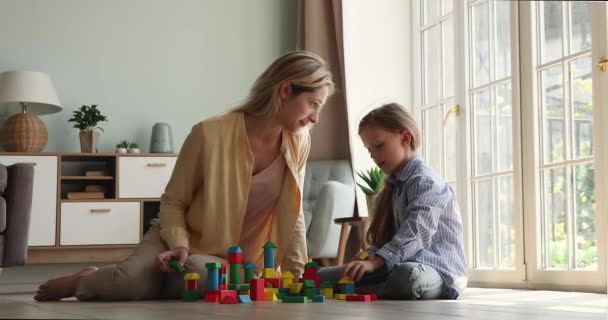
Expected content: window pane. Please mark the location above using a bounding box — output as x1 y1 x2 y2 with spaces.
540 1 563 64
541 65 565 163
423 0 440 25
423 25 441 106
444 103 457 182
442 15 454 98
571 56 593 159
442 0 453 15
570 2 591 54
424 106 443 174
472 1 490 87
476 178 494 268
574 163 596 270
495 0 511 80
498 174 515 269
542 167 567 269
475 90 492 175
496 83 513 171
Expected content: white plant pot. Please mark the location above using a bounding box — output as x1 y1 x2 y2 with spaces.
128 148 141 154
116 147 128 153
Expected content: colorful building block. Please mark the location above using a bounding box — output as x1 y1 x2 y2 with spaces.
312 295 326 302
320 288 334 299
334 294 347 300
283 296 308 303
303 288 320 298
289 283 303 294
262 268 275 279
221 296 238 304
205 290 220 303
264 291 278 301
357 251 370 260
264 287 279 294
228 246 243 264
263 241 276 268
265 278 280 288
250 279 265 301
280 271 294 288
244 262 257 283
207 269 219 291
228 284 250 290
238 295 252 304
303 280 316 288
340 283 355 294
346 294 373 302
229 263 241 284
169 260 183 272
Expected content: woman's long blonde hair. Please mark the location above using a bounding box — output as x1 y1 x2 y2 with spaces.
359 103 422 247
233 51 334 117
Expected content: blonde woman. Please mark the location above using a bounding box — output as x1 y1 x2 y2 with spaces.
35 51 334 301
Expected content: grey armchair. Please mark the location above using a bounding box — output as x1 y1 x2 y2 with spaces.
303 160 355 261
0 163 34 274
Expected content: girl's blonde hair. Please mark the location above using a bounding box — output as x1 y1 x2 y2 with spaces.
358 103 422 247
233 51 335 117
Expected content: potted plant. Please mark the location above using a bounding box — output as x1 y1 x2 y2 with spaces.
356 167 384 218
68 105 108 153
115 140 129 153
128 142 140 153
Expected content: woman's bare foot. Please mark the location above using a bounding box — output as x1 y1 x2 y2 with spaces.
34 266 98 301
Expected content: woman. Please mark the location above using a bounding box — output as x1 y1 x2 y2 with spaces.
35 51 334 301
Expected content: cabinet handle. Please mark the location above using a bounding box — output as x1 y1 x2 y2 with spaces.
147 163 167 167
23 162 37 166
90 209 111 213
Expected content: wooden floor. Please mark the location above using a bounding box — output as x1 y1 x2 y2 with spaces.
1 288 607 319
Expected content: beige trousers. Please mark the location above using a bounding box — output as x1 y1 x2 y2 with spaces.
75 221 225 301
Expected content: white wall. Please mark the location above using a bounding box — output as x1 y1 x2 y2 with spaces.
343 0 412 215
0 0 297 152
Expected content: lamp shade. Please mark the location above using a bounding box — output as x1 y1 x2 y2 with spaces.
0 70 62 116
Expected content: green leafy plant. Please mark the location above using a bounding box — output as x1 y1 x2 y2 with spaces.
68 104 108 132
116 140 129 149
356 167 384 195
128 142 139 149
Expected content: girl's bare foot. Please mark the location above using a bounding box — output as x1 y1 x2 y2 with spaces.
34 266 98 301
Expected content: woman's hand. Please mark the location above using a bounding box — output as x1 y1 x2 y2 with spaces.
157 247 189 272
340 255 385 282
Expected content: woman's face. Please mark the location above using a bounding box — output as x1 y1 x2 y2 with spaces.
279 85 330 132
359 126 413 175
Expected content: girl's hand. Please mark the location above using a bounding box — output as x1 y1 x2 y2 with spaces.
340 255 385 282
157 247 189 272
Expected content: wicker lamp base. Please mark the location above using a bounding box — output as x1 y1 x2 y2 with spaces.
1 112 48 152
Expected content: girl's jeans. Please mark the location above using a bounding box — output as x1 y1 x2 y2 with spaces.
317 262 447 300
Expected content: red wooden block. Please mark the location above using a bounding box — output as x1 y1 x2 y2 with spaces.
219 284 227 290
205 290 220 303
228 253 243 264
346 295 373 302
369 294 377 301
220 263 227 274
264 278 280 288
219 290 238 302
221 296 239 304
250 279 265 301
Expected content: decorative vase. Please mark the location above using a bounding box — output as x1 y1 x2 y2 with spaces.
79 131 99 153
150 122 174 153
128 148 141 154
115 147 127 154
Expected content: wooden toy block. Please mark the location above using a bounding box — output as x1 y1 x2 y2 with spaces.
279 288 291 294
184 273 200 291
220 274 226 285
289 283 303 294
346 294 373 302
357 251 370 260
262 268 275 279
169 260 183 272
238 289 250 296
320 288 333 299
219 290 238 301
227 246 242 254
205 290 220 303
221 296 238 304
265 278 280 288
228 252 243 264
207 269 219 291
303 280 316 288
220 263 227 274
281 278 294 288
219 284 227 290
276 292 288 299
263 241 277 268
334 294 347 300
312 295 326 302
250 279 265 301
244 262 257 283
229 264 241 284
264 291 278 301
228 284 250 290
340 283 355 294
304 261 318 269
283 296 308 303
369 294 377 301
320 281 334 288
205 262 222 269
264 288 279 294
303 288 320 298
238 295 252 304
183 290 199 302
338 276 354 284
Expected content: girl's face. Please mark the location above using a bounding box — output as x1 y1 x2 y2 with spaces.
279 84 330 132
360 126 414 175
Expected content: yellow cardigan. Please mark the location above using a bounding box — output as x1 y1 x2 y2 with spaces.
158 112 310 276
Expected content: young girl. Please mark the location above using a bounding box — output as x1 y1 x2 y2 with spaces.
318 103 467 300
35 51 334 301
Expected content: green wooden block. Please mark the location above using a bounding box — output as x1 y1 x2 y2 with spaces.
303 288 320 298
205 262 222 269
283 296 308 303
303 280 316 288
169 260 183 272
183 290 199 301
228 284 250 290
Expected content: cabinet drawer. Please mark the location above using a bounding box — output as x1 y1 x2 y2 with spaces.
60 202 140 245
118 157 176 198
0 156 57 246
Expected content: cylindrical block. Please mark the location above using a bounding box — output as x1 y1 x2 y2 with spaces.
207 269 219 291
229 264 241 284
264 249 275 268
245 269 256 283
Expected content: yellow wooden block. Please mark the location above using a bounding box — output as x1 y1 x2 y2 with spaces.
320 288 334 299
264 291 278 301
264 288 279 294
262 268 276 279
334 293 347 300
338 276 354 284
358 251 370 261
289 283 303 294
281 278 294 288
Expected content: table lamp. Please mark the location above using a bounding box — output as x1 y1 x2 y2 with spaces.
0 70 62 152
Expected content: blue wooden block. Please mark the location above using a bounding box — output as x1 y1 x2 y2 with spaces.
312 295 326 302
207 269 219 291
264 249 275 268
238 295 252 304
341 283 355 294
